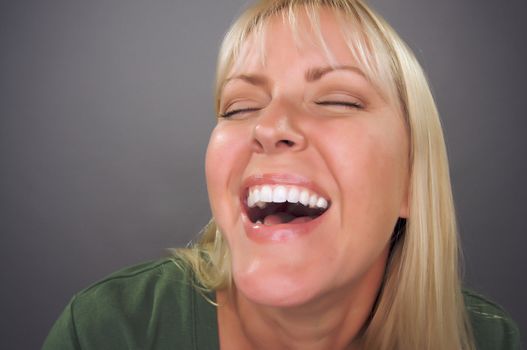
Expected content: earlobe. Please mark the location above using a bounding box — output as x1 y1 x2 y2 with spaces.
399 201 409 219
398 185 410 218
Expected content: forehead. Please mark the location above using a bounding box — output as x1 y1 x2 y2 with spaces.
229 7 361 76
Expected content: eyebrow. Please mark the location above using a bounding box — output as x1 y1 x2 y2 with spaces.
224 65 366 88
305 65 366 82
223 74 269 87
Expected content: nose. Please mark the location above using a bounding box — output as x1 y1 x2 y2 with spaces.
252 103 306 154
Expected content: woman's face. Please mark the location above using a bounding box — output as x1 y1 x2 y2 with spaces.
206 10 409 307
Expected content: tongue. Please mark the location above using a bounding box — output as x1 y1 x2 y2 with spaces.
263 213 313 225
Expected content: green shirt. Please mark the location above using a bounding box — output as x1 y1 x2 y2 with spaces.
43 258 521 350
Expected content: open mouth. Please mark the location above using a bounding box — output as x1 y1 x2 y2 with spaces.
244 185 330 225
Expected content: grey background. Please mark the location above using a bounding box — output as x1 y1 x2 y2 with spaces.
1 0 525 348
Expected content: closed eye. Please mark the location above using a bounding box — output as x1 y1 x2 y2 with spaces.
219 107 261 119
315 100 363 109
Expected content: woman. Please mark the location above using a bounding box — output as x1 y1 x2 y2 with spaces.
43 0 520 349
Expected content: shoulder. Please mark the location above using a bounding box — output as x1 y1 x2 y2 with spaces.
44 257 218 350
72 258 203 337
72 258 196 317
76 258 192 302
463 289 522 350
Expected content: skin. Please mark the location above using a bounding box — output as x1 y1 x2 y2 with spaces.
205 9 410 350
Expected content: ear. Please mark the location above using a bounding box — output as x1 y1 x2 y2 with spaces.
398 182 410 218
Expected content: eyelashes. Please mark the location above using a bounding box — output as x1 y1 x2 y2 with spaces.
219 100 364 119
314 100 363 109
219 107 261 119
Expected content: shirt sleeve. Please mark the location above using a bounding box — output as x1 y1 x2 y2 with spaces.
464 290 523 350
42 297 81 350
471 310 522 350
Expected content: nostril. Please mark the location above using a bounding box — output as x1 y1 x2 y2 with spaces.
278 140 295 147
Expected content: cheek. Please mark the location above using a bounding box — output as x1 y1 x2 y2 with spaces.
313 119 408 281
205 124 250 224
314 117 409 220
205 126 229 185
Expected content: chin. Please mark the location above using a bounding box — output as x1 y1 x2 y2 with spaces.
232 264 323 307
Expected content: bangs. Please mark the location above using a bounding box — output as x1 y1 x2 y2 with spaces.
215 1 403 117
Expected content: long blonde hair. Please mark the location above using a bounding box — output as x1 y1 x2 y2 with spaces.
176 1 475 348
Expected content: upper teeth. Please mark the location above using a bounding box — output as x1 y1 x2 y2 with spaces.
247 185 329 209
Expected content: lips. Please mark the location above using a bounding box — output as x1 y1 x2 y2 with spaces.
240 173 331 243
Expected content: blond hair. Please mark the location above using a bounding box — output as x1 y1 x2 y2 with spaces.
176 1 475 348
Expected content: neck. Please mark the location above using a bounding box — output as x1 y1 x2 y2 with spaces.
217 249 388 350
